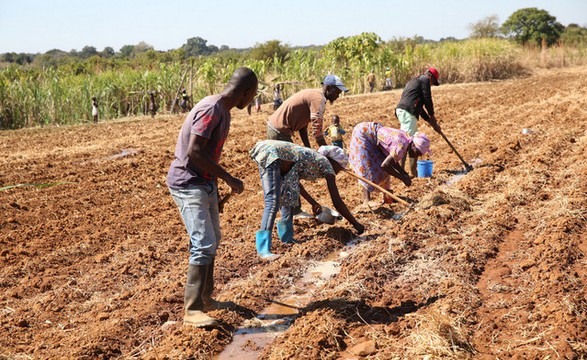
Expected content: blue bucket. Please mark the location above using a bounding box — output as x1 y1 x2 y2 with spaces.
417 160 433 178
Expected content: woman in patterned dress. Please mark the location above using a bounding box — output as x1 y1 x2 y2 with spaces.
348 122 431 205
250 140 365 259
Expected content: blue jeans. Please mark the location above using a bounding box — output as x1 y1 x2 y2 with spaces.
259 161 292 232
169 183 220 266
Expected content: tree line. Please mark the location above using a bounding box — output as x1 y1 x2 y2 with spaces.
1 8 586 129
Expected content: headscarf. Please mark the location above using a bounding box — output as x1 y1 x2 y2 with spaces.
317 146 349 168
411 132 431 155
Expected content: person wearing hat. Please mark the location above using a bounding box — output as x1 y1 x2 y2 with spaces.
250 140 365 259
395 66 441 177
348 122 431 205
266 74 348 149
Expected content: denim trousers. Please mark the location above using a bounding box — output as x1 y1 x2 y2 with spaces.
169 183 220 266
259 161 292 232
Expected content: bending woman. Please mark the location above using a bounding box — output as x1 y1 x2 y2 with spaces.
348 122 431 205
250 140 365 259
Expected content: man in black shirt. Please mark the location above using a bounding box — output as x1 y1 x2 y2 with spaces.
395 67 442 177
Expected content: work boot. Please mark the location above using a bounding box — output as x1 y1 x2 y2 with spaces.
256 230 280 260
202 258 236 311
184 264 218 327
276 219 298 244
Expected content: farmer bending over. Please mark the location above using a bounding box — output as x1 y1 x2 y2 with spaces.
267 75 348 148
250 140 365 259
349 122 431 205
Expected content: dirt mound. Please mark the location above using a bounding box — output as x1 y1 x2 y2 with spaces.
1 66 586 359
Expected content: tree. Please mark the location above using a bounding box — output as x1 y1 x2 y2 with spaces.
80 46 98 59
182 37 216 57
119 45 135 58
560 24 587 46
501 8 564 47
469 15 501 38
249 40 290 62
133 41 154 56
101 46 115 58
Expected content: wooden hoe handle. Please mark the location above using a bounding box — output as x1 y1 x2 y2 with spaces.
342 169 410 206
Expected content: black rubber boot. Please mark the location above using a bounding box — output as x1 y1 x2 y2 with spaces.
202 258 236 311
184 264 218 327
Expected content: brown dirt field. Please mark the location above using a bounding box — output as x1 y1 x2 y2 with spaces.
1 66 586 359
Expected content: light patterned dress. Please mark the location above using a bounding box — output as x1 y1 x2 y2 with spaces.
348 122 411 192
250 140 335 207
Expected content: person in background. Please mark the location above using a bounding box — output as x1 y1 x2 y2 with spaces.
148 91 158 118
273 83 284 110
167 67 258 328
367 69 376 93
324 114 346 148
349 122 431 205
395 66 441 177
250 140 365 259
91 96 99 124
180 89 190 113
384 67 393 90
255 94 262 113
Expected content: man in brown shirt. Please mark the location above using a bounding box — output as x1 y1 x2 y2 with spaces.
267 75 348 148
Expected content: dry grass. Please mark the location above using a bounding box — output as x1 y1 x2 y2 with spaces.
404 310 474 358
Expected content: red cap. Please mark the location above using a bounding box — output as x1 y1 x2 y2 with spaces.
427 67 439 86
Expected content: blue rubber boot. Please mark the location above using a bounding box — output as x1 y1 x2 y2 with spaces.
256 230 280 259
276 219 296 244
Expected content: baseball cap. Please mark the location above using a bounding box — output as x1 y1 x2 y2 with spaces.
322 75 348 92
427 67 440 86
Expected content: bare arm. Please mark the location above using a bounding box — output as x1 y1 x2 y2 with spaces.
325 174 365 234
381 154 411 187
299 183 321 215
299 127 311 148
187 134 244 193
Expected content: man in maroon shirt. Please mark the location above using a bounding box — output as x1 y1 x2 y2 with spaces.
167 67 258 328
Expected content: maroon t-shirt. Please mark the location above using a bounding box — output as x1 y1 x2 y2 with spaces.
167 95 230 188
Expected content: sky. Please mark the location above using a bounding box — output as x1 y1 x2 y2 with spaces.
1 0 586 54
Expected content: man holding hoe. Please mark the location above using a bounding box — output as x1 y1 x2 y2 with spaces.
395 67 442 177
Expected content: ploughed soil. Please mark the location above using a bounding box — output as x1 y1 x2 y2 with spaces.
1 66 586 359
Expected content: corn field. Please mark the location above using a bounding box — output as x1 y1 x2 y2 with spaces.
1 37 584 129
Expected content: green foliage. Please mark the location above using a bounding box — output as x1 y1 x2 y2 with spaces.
182 37 217 57
501 8 564 47
80 46 98 59
249 40 290 62
2 34 586 129
561 24 587 46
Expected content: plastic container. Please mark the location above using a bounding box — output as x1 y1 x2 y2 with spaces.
417 160 433 178
315 206 342 224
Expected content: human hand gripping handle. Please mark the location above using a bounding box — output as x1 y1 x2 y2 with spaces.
429 114 442 133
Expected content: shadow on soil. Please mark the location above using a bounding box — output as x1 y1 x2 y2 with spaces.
302 295 444 324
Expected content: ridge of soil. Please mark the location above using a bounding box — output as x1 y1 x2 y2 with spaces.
1 66 586 359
